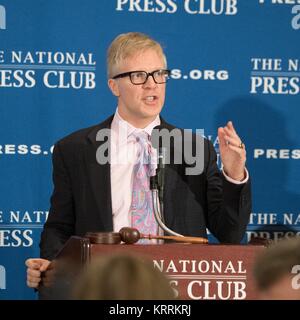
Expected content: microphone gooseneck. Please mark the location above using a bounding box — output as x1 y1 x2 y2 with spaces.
150 125 208 242
151 125 183 237
151 189 184 237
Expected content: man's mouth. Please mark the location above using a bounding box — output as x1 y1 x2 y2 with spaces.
144 96 157 102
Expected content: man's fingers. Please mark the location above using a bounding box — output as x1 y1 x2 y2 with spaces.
219 127 242 147
26 269 43 289
27 274 41 283
223 126 239 140
27 268 41 278
25 259 38 269
26 258 43 269
223 126 244 149
25 258 50 271
223 135 241 148
227 121 237 135
218 128 227 147
40 261 50 272
25 258 50 288
27 271 42 288
228 144 246 157
27 280 40 288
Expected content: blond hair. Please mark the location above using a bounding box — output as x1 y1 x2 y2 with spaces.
107 32 167 78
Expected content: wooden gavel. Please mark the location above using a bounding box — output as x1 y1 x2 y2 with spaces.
119 227 208 244
86 228 208 244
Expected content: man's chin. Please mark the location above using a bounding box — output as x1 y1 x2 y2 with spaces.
142 104 162 116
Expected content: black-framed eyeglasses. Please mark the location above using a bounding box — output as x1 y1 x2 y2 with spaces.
112 69 170 85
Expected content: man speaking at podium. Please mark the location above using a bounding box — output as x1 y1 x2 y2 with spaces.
26 32 251 289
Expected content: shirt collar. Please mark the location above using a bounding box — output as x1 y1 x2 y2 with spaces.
111 108 161 138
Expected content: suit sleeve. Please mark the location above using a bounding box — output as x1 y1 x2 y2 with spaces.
205 140 251 243
39 142 75 260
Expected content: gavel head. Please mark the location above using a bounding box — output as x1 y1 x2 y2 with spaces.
119 227 140 244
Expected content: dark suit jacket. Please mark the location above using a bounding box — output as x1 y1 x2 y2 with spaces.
40 115 251 260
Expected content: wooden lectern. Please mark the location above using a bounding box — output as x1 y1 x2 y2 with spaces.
39 237 265 300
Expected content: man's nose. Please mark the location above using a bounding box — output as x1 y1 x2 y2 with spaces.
143 74 157 88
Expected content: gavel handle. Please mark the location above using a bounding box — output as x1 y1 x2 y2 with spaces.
141 233 208 244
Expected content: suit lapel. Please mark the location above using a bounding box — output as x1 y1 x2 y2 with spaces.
85 115 114 231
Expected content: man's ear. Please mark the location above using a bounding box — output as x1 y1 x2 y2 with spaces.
108 79 120 97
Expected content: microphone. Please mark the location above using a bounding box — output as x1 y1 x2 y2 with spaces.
150 125 183 237
149 125 208 242
151 125 166 191
151 125 166 222
157 146 166 204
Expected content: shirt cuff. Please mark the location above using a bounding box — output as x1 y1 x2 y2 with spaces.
222 168 249 185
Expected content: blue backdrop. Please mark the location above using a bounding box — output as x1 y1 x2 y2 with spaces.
0 0 299 299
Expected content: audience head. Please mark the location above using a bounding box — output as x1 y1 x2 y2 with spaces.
253 236 300 300
72 254 175 300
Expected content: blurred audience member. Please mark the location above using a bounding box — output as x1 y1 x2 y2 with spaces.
253 236 300 300
72 254 175 300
